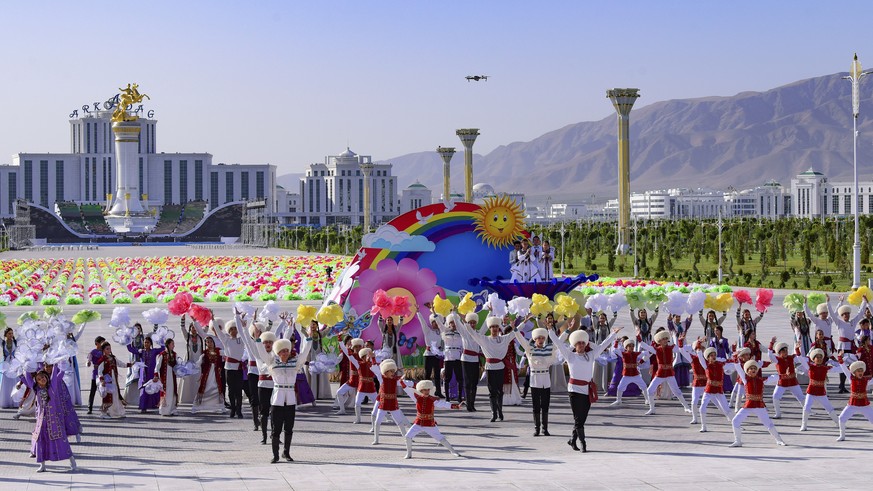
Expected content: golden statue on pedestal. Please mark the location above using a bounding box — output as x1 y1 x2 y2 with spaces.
111 83 150 123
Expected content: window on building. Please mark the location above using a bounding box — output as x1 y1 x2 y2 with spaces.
845 195 852 214
164 160 173 204
179 160 188 203
102 158 108 199
55 161 64 202
241 172 249 200
869 195 873 214
39 160 48 207
139 158 144 195
308 180 313 212
358 179 363 212
210 172 219 206
256 171 264 199
834 195 840 214
91 160 97 201
85 124 91 154
85 158 90 200
195 160 203 200
315 180 321 212
225 172 233 203
23 160 33 201
107 157 112 194
861 195 865 216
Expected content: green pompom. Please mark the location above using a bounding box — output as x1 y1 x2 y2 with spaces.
71 309 102 324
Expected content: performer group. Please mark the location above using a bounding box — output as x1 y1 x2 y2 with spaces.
3 290 873 471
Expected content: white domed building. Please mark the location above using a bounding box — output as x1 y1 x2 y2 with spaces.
401 181 433 213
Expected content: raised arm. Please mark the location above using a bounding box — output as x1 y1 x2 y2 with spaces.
298 335 312 362
592 330 619 358
192 321 210 340
850 299 867 326
638 341 656 356
735 366 747 385
547 328 572 362
717 311 728 325
73 323 87 342
649 309 659 325
513 331 529 353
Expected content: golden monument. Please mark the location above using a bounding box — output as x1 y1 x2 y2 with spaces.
111 83 150 123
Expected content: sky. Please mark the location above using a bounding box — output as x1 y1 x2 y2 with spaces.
2 1 873 178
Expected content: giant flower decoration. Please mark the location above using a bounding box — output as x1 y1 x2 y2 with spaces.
348 258 444 354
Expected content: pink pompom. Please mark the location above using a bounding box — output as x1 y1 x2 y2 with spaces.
370 289 393 317
754 289 774 313
732 290 752 305
187 304 213 326
168 291 193 316
391 295 412 318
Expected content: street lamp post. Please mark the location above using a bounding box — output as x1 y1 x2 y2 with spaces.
633 216 639 278
718 208 723 283
845 53 870 289
560 221 566 276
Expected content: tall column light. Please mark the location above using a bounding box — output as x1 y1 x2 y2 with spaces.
844 54 870 289
456 129 479 202
436 146 456 203
361 163 374 233
607 88 640 255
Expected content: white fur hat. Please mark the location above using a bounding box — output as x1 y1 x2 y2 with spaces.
429 314 440 324
351 338 365 347
623 338 635 349
743 360 758 372
569 330 589 346
838 305 852 316
808 348 825 360
248 321 268 339
849 360 867 373
273 339 293 354
446 313 462 328
211 317 226 331
465 313 479 323
225 319 236 331
816 303 828 315
485 316 502 328
774 342 789 353
359 348 373 358
380 359 397 375
653 330 671 344
703 347 717 359
736 347 751 358
531 328 548 340
415 379 435 394
259 331 277 343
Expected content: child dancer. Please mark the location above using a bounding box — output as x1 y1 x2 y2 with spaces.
640 330 691 415
402 380 462 459
348 347 378 424
26 368 76 472
729 347 753 412
696 346 734 432
767 338 804 419
835 355 872 441
798 347 840 431
335 337 363 415
610 338 650 407
97 342 130 419
680 338 707 424
85 336 104 414
730 360 786 447
154 338 179 417
515 327 557 436
371 359 411 445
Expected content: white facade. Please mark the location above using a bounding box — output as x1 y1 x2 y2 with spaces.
293 148 397 227
401 182 432 213
0 107 277 219
790 167 873 218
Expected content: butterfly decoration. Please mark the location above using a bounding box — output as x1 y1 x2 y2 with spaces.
456 290 490 313
331 310 372 339
398 332 417 350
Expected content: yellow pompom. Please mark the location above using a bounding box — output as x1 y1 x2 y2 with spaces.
530 293 554 317
848 286 872 306
554 293 579 318
432 295 454 317
712 293 734 312
457 292 477 316
316 304 344 327
296 305 317 326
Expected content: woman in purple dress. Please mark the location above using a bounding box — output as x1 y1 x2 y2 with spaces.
49 363 82 444
291 324 315 406
26 367 76 472
127 337 163 412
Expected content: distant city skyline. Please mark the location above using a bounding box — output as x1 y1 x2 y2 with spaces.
2 1 873 182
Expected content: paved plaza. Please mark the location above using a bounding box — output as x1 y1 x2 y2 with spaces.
1 248 872 490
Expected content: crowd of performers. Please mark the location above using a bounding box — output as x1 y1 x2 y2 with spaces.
3 293 873 470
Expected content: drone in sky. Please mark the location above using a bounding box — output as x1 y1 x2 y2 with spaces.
465 75 488 82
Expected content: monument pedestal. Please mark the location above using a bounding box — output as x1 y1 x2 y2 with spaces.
105 121 157 234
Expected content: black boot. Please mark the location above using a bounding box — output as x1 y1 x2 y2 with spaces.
568 429 580 451
271 433 280 463
252 406 260 431
282 431 294 461
490 396 498 422
580 426 587 453
466 387 476 412
542 412 550 436
497 398 504 421
839 373 848 393
533 412 541 436
470 387 478 412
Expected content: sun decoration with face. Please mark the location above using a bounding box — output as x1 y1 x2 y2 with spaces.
473 195 526 248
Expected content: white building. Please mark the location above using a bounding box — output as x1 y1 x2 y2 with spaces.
292 148 397 227
401 182 433 213
0 104 277 219
791 167 873 218
725 180 790 218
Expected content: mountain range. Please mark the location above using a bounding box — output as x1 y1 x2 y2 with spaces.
362 72 873 202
